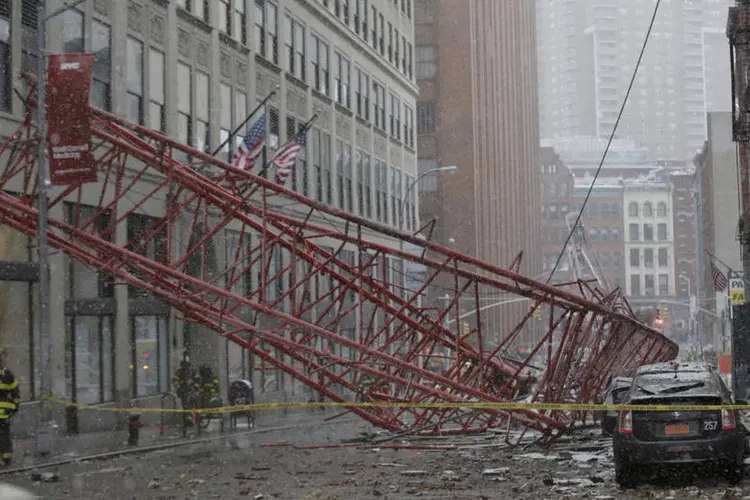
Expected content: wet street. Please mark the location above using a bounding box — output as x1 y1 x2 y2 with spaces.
3 417 750 499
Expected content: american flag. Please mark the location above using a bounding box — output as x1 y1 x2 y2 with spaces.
233 110 266 170
272 123 311 185
711 260 728 292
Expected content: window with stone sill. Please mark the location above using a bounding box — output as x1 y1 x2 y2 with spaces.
285 17 305 81
334 53 351 109
126 36 144 125
92 20 111 111
149 48 166 132
311 35 329 96
356 69 370 120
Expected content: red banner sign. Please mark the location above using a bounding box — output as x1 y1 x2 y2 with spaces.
45 53 97 186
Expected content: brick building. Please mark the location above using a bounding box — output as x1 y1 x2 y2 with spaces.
414 0 541 344
572 176 625 290
540 147 625 293
540 147 575 279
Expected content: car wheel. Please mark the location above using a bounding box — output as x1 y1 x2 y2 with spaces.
724 459 745 485
614 456 637 488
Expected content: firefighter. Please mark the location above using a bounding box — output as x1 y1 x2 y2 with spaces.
172 359 198 427
173 360 198 404
195 364 220 409
0 348 19 466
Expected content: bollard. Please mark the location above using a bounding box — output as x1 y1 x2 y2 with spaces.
127 413 141 446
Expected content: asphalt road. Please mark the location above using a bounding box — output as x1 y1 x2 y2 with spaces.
5 420 750 499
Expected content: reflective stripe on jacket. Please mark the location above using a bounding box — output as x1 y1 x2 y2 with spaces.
0 368 19 418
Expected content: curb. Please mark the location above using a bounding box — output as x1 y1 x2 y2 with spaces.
0 416 348 476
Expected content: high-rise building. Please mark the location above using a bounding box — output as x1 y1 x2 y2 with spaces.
0 0 418 435
537 0 732 160
415 0 540 271
414 0 541 344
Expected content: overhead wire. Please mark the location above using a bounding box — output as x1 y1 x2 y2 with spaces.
545 0 662 285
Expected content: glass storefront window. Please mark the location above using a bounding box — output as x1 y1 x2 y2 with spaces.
131 315 168 397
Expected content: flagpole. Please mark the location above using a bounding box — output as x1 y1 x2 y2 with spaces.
706 250 747 287
234 113 319 202
214 86 279 161
255 113 318 181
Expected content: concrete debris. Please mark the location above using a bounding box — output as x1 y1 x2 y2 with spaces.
234 473 265 481
15 417 750 499
30 471 60 483
399 470 429 477
439 470 461 481
515 452 559 461
481 467 510 476
542 477 598 488
570 452 603 463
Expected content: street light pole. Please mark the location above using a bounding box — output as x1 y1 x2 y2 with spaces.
34 0 53 462
34 0 91 461
398 165 457 230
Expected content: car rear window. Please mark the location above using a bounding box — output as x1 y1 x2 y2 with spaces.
633 372 715 396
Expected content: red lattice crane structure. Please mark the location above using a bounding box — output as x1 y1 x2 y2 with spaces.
0 75 678 443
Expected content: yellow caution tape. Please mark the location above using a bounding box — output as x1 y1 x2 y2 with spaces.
39 395 750 415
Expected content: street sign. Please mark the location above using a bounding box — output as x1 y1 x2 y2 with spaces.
730 277 745 305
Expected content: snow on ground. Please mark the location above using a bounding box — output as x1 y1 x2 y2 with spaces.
4 419 750 499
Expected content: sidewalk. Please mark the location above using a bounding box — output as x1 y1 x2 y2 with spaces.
10 406 334 469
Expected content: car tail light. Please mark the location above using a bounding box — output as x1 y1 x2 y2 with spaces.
722 409 736 430
619 409 632 434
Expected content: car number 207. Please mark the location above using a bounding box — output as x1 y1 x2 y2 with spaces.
703 420 718 431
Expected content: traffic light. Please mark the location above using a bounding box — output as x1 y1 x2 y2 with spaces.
532 308 542 320
662 307 669 322
654 307 663 326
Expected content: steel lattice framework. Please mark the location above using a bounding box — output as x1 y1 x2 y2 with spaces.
0 76 677 443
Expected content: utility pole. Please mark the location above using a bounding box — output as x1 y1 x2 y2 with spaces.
34 0 91 460
34 0 53 461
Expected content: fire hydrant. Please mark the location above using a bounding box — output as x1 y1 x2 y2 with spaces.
127 413 142 446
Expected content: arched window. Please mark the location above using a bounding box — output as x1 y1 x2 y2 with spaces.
643 202 653 217
628 202 639 217
657 202 667 217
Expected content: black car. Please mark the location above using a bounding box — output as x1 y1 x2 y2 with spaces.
600 376 632 436
613 361 745 488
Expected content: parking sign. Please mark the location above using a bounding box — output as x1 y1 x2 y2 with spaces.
730 277 745 305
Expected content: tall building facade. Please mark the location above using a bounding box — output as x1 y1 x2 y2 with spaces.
415 0 540 273
0 0 418 434
696 112 741 351
537 0 732 161
624 178 676 301
414 0 541 344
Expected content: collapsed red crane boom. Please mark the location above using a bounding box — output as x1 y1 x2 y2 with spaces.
0 77 678 442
